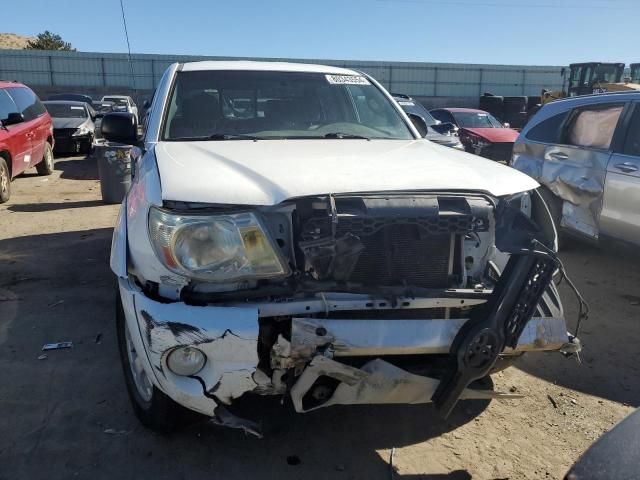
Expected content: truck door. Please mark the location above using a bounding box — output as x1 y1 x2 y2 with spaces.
600 102 640 245
545 102 625 239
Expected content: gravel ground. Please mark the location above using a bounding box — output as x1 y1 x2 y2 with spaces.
0 155 638 480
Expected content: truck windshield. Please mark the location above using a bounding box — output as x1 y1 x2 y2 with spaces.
593 64 623 84
162 70 414 140
103 97 128 106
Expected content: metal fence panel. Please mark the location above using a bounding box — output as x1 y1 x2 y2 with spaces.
0 49 564 97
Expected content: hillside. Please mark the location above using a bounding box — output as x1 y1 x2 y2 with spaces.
0 33 33 49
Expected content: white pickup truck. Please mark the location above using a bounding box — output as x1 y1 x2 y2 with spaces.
101 60 581 435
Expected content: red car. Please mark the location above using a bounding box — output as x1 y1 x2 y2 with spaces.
429 107 519 162
0 81 54 203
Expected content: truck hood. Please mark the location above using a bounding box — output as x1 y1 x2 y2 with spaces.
154 139 538 206
461 127 519 143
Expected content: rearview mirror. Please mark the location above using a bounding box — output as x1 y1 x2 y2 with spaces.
142 99 151 110
408 113 428 137
101 112 138 145
3 112 25 126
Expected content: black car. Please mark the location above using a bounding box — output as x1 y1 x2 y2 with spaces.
43 101 96 154
392 94 463 150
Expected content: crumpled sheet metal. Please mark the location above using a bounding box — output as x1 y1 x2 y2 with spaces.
132 291 261 406
514 147 607 238
290 356 521 413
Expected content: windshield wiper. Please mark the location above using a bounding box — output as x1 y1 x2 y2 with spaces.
207 133 261 141
323 133 371 140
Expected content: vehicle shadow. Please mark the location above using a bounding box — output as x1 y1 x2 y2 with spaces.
0 228 491 480
54 155 98 180
516 240 640 407
7 199 106 212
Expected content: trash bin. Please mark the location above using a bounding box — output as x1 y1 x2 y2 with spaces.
95 140 137 204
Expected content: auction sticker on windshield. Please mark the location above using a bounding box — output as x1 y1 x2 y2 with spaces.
325 74 370 85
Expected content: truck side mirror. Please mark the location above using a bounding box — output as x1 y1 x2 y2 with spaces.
408 113 428 137
101 112 138 145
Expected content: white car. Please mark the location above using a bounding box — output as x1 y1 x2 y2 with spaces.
101 61 581 435
101 95 138 123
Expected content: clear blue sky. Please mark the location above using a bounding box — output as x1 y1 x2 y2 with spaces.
4 0 639 66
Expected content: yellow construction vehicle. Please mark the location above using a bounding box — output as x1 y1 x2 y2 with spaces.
541 62 640 105
631 63 640 84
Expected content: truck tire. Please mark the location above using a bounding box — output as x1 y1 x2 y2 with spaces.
116 290 184 433
36 142 54 176
0 157 10 203
479 95 504 117
527 96 541 111
503 96 527 113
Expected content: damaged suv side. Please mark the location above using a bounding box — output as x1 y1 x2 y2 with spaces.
105 61 582 435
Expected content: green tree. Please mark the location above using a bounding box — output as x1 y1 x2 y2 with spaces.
26 31 75 51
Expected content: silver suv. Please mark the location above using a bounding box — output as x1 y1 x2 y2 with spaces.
512 91 640 247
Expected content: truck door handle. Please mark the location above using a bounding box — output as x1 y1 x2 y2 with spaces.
549 152 569 160
614 162 639 173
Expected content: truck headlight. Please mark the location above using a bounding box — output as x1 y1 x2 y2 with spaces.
148 206 289 282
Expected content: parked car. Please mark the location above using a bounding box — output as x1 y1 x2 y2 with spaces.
103 61 577 434
0 81 54 203
92 100 115 116
43 100 95 154
91 100 116 139
392 94 463 149
511 91 640 247
430 107 519 162
48 93 94 106
101 95 138 123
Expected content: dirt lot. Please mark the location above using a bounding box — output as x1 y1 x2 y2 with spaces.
1 155 638 480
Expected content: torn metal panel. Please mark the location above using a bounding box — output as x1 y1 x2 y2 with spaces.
513 136 611 240
131 286 261 406
290 356 520 413
290 316 569 358
562 201 598 238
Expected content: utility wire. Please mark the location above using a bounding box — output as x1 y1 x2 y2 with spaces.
119 0 136 91
376 0 637 8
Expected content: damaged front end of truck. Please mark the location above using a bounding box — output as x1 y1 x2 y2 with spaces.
113 180 584 435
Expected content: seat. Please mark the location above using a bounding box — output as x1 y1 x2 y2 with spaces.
170 93 220 138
